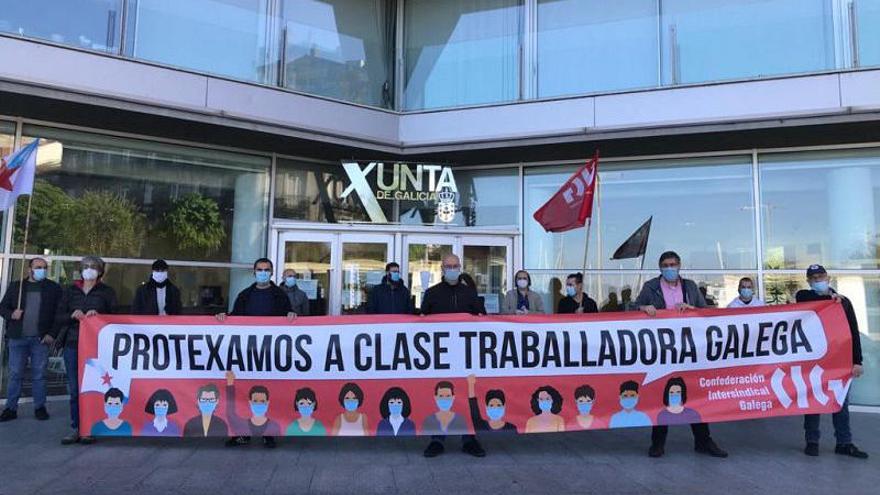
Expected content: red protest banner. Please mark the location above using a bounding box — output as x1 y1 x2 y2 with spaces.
76 301 853 437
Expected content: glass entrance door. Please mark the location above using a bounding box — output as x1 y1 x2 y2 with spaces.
278 232 334 316
340 234 394 314
403 234 513 314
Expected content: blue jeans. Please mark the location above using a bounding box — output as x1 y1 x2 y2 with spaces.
63 346 79 430
804 397 852 445
5 337 49 411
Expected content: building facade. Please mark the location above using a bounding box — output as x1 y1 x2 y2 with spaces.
0 0 879 406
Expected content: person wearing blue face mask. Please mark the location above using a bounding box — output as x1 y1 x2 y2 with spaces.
280 268 310 316
557 272 598 314
376 387 416 436
422 381 471 456
0 257 62 424
286 387 326 436
466 374 517 434
366 262 413 315
332 382 369 436
796 264 868 459
420 254 484 317
655 377 702 428
571 385 604 430
224 371 281 448
215 258 295 323
609 381 652 430
727 277 765 308
89 388 132 436
182 384 228 437
141 389 181 436
525 385 565 433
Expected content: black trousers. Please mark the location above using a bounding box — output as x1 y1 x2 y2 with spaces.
651 422 711 447
432 434 477 444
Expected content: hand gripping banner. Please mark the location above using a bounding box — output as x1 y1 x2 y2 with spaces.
76 301 854 437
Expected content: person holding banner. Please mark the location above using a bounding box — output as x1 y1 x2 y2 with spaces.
216 258 293 448
502 270 545 315
420 254 486 458
557 273 598 314
0 257 62 423
796 264 868 459
132 259 181 316
367 262 412 315
56 256 117 446
727 277 765 308
634 251 728 459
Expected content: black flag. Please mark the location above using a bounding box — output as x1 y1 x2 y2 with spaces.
611 216 652 260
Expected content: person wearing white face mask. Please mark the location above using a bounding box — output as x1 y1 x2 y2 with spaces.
132 259 181 316
502 270 545 314
727 277 765 308
56 255 117 446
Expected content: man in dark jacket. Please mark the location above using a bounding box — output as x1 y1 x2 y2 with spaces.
797 264 868 459
367 262 412 314
634 251 727 459
420 254 485 458
132 259 182 315
56 256 117 446
215 257 293 448
280 268 309 316
0 257 62 422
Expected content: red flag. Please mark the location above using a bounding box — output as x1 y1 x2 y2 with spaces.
532 152 599 233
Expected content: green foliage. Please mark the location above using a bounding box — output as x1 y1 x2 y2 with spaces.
67 190 145 257
14 180 74 251
163 193 226 254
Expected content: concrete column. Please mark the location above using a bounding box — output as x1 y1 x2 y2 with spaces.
229 172 269 310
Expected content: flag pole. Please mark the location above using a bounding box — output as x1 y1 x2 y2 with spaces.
581 218 592 276
15 192 33 309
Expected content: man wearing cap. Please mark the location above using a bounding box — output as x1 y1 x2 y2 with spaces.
132 259 182 316
796 264 868 459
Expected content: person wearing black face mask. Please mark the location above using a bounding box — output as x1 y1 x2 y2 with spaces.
366 262 412 314
132 260 182 316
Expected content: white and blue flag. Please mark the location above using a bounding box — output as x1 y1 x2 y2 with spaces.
0 139 39 210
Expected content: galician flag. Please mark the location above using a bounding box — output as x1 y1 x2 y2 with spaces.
0 139 39 211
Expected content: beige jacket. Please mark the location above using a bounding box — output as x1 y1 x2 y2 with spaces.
502 289 546 314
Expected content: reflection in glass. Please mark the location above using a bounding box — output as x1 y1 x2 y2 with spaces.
283 240 332 316
17 127 269 264
763 273 880 406
524 157 756 271
463 245 508 314
404 0 523 110
537 0 658 97
127 0 271 83
342 241 389 314
407 242 453 309
0 0 122 53
660 0 834 85
857 0 880 68
281 0 395 108
760 149 880 269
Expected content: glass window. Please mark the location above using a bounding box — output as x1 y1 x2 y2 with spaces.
524 157 757 271
763 273 880 406
17 126 270 264
126 0 272 83
537 0 658 97
857 0 880 67
281 0 395 108
404 0 523 110
0 0 122 53
274 159 518 226
0 121 14 252
660 0 834 85
760 149 880 270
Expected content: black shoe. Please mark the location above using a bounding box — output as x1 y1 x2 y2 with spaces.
34 407 49 421
835 444 869 459
695 439 728 458
61 431 80 445
79 436 95 445
804 442 819 457
423 441 445 458
263 436 276 449
225 436 251 447
648 443 665 458
462 439 486 457
0 409 17 422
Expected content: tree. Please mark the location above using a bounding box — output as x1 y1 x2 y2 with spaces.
13 179 75 252
67 190 145 257
163 192 226 255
